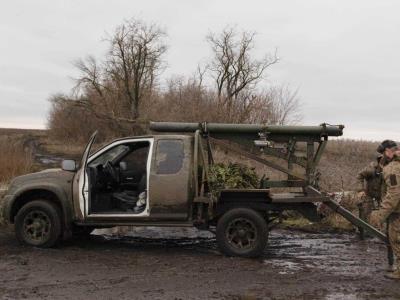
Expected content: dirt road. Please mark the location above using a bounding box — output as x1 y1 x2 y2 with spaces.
1 226 399 300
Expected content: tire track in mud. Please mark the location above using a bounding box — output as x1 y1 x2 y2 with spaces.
22 136 64 168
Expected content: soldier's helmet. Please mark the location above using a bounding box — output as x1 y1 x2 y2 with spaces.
377 140 397 154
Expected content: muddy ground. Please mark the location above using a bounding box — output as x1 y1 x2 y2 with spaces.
1 226 399 300
1 130 399 299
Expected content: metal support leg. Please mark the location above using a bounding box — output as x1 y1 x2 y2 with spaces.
324 199 388 243
358 203 365 240
387 221 394 268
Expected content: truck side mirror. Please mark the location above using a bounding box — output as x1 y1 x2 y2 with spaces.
61 160 77 172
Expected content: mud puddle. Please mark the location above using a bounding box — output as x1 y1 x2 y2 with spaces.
23 136 65 168
35 153 63 166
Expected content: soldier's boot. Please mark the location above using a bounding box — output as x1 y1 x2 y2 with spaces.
384 269 400 280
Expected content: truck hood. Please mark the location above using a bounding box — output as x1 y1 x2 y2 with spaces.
8 169 75 192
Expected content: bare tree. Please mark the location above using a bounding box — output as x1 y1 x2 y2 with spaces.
267 85 302 125
106 19 167 119
247 85 302 125
72 18 167 126
206 27 278 120
73 55 104 97
48 21 303 143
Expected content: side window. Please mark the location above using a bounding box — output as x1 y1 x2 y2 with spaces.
156 140 184 174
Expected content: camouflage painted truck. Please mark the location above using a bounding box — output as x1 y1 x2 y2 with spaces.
2 122 388 257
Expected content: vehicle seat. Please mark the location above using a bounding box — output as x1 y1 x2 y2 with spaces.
137 173 147 193
113 173 146 210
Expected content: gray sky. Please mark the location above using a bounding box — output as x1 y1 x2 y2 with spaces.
1 0 399 141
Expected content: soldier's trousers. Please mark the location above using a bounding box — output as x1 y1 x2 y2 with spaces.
359 197 374 221
388 214 400 271
358 197 375 238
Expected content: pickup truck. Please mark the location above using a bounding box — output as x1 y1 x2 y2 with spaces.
3 122 385 257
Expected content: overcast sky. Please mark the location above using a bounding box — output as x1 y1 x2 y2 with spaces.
1 0 399 141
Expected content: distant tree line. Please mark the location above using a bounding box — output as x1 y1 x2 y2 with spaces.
48 18 302 143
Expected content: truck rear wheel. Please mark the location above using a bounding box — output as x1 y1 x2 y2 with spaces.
216 208 268 258
15 200 62 248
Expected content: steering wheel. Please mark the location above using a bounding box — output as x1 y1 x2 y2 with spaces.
104 161 119 185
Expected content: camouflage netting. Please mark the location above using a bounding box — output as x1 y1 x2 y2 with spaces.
208 163 260 196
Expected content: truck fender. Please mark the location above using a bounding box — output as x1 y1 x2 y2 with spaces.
7 183 73 233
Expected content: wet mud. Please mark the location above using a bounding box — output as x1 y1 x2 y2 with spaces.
1 226 400 299
2 135 400 299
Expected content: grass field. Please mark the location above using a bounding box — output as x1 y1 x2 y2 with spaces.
0 128 43 184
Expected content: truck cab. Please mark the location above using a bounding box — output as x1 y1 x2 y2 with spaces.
74 134 193 223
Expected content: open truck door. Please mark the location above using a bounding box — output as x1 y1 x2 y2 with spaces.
72 131 97 221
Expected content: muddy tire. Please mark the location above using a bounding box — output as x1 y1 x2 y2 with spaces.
216 208 268 258
15 200 62 248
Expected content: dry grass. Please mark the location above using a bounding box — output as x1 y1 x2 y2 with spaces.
0 128 44 136
319 139 378 191
0 137 33 184
39 135 85 159
0 134 35 225
321 192 360 231
280 192 363 233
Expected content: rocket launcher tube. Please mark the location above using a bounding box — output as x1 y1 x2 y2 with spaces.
149 122 344 137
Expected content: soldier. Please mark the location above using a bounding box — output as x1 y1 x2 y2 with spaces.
370 140 400 279
356 154 385 239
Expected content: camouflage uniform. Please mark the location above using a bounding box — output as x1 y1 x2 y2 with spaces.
370 155 400 278
380 155 390 196
356 157 384 236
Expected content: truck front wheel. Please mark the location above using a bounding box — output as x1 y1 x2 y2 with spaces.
216 208 268 258
15 200 62 247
